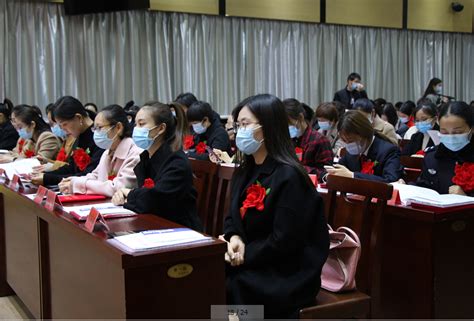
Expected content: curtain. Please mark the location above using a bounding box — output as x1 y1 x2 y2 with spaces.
2 0 474 114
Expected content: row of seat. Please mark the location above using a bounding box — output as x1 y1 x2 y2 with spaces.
188 158 394 319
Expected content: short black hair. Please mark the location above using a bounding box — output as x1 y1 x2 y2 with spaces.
84 102 98 113
399 101 416 116
12 104 51 135
0 98 14 119
414 100 437 119
175 92 198 108
347 72 361 82
439 101 473 127
45 103 55 116
187 101 213 122
54 96 95 121
100 104 132 138
353 98 374 113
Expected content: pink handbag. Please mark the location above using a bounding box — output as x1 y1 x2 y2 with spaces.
321 225 361 292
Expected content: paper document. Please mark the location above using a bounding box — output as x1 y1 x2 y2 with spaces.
110 228 212 252
391 183 474 208
63 202 136 220
0 158 41 179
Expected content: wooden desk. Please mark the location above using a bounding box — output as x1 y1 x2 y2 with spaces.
319 189 474 318
0 184 226 319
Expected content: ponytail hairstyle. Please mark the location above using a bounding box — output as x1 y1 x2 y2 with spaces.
141 101 187 152
12 104 51 137
0 98 14 120
53 96 96 122
100 104 132 138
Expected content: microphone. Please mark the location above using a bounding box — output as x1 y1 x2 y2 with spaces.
437 94 455 100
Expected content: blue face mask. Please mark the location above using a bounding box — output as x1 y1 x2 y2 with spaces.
345 142 364 155
236 126 263 155
415 120 433 134
93 126 115 150
439 131 471 152
132 126 157 150
52 124 67 139
192 122 207 135
18 127 33 140
435 86 443 94
351 83 358 91
318 121 331 131
399 117 409 124
288 125 301 139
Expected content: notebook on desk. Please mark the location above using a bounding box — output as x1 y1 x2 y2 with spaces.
108 228 212 254
391 183 474 209
63 202 136 221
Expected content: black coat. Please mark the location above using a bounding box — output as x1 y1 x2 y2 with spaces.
333 88 368 109
416 139 474 196
224 157 329 318
339 136 403 183
125 143 202 231
401 124 439 156
187 120 231 160
0 121 19 150
43 126 104 186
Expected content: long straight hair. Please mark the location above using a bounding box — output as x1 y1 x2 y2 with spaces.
423 78 442 98
231 94 313 190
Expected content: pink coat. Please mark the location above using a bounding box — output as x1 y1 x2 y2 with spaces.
71 138 142 197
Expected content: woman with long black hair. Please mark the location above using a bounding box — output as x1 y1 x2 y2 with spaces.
223 94 329 319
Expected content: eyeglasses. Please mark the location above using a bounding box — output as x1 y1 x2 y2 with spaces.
233 122 260 132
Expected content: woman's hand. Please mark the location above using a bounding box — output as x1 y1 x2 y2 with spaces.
449 185 466 195
227 235 245 267
58 178 73 194
326 164 354 178
210 149 233 164
111 188 131 206
0 154 14 164
30 173 44 185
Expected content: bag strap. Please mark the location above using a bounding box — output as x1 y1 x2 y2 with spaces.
336 226 361 246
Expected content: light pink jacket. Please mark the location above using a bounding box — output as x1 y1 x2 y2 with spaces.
71 138 142 197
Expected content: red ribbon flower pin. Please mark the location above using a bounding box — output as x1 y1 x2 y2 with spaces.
195 141 207 155
56 147 67 162
143 178 155 189
240 181 270 219
183 135 195 150
73 148 91 171
361 159 378 175
452 162 474 193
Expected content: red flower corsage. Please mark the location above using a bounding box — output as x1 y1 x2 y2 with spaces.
295 147 303 161
143 178 155 188
108 171 117 181
415 149 425 156
183 135 195 150
18 139 25 153
73 148 91 171
240 181 270 219
56 147 67 162
452 162 474 193
24 148 35 158
361 159 378 175
195 141 207 155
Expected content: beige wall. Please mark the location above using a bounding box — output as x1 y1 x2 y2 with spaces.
47 0 474 33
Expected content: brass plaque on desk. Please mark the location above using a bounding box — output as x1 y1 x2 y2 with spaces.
168 263 194 278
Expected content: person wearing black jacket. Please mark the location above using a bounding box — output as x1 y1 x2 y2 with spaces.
186 100 230 160
402 101 439 156
326 110 403 183
416 101 474 196
111 101 202 231
223 94 329 319
333 72 368 109
31 96 104 186
0 99 19 150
